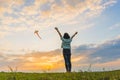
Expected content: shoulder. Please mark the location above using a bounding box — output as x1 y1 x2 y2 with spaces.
61 37 63 40
69 38 72 41
61 37 65 41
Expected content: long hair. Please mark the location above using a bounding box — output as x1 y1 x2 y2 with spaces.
63 33 70 39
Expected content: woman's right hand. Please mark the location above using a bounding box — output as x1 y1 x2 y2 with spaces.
55 27 58 30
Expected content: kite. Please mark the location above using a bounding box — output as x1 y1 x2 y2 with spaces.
34 30 41 39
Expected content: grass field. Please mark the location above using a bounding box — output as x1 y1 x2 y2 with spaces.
0 70 120 80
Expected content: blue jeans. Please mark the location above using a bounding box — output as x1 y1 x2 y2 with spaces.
63 49 71 72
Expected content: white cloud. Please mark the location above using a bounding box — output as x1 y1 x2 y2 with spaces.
0 31 9 38
0 0 117 37
109 23 120 30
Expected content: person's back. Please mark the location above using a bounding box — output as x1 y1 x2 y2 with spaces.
61 33 72 49
55 27 78 72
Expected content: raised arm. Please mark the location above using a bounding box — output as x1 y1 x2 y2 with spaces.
71 32 78 39
55 27 62 38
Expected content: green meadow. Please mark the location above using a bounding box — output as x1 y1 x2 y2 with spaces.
0 70 120 80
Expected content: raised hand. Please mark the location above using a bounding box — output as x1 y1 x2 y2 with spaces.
75 32 78 34
71 32 78 39
55 27 58 30
54 27 62 38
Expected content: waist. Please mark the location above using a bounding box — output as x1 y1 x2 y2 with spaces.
63 49 71 54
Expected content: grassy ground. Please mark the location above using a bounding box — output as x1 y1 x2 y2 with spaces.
0 70 120 80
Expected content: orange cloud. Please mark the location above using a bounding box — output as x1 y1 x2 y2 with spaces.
94 59 120 68
0 49 88 72
0 46 120 72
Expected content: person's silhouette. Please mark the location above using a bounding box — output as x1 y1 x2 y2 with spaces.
55 27 78 72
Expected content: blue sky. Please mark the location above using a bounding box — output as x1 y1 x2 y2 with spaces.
0 0 120 72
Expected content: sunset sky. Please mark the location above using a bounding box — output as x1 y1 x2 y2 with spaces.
0 0 120 72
